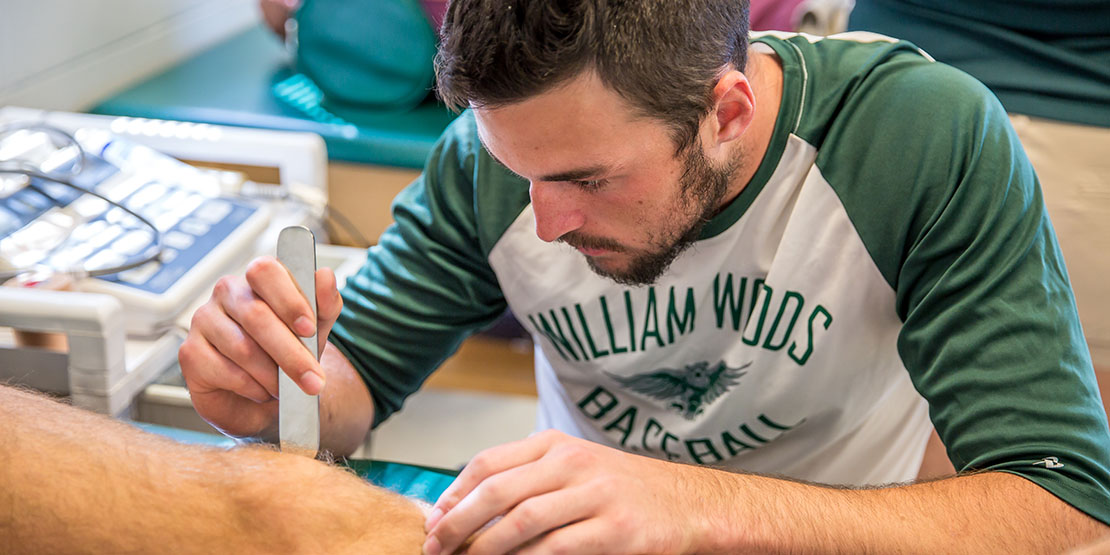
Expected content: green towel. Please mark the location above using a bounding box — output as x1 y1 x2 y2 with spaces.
294 0 439 112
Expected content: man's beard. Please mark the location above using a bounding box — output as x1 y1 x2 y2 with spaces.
566 145 736 286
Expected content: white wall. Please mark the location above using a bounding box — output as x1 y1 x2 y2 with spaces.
0 0 257 111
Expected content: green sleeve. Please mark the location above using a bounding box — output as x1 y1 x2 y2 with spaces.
328 113 529 426
814 49 1110 524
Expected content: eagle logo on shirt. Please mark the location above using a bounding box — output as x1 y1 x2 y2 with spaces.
607 360 751 420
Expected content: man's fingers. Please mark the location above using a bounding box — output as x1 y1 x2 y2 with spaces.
179 344 274 439
428 457 566 555
180 328 273 404
464 486 597 555
216 271 324 395
514 518 613 555
430 430 563 522
194 302 280 398
245 256 317 338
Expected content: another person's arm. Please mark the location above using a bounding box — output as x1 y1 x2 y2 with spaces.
0 384 425 553
259 0 299 39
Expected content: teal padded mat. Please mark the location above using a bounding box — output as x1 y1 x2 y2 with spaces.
136 422 457 504
347 458 458 504
91 26 458 168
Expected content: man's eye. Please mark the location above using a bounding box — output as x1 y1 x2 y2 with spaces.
572 179 606 190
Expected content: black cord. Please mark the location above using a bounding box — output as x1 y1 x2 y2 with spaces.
3 123 372 261
0 166 164 281
325 204 373 248
320 216 339 247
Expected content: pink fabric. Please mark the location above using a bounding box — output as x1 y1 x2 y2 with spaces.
420 1 800 34
750 0 806 31
420 0 448 31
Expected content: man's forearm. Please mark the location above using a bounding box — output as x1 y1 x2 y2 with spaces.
696 467 1107 552
0 385 420 553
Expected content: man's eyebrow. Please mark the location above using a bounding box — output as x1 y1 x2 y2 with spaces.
538 165 608 183
483 147 608 183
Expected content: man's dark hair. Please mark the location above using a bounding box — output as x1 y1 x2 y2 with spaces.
435 0 751 153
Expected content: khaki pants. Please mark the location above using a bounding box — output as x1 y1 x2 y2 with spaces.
1009 115 1110 369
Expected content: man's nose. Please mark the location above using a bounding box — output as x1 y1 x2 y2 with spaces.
530 181 586 243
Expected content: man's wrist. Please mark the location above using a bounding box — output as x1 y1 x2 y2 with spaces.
318 341 375 456
678 466 766 553
678 466 827 553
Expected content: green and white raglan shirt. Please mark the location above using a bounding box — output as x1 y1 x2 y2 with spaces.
330 32 1110 523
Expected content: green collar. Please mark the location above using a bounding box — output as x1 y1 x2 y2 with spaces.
699 35 805 239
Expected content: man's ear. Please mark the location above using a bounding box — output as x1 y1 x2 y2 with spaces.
712 70 756 144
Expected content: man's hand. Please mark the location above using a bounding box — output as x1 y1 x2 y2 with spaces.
423 429 713 555
179 256 342 439
424 431 1108 555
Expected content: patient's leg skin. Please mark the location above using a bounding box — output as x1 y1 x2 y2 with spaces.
0 385 426 554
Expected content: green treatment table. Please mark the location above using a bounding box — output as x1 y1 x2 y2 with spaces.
91 23 528 342
90 23 461 246
91 25 458 169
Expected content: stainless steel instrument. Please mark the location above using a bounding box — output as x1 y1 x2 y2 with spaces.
276 225 320 457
